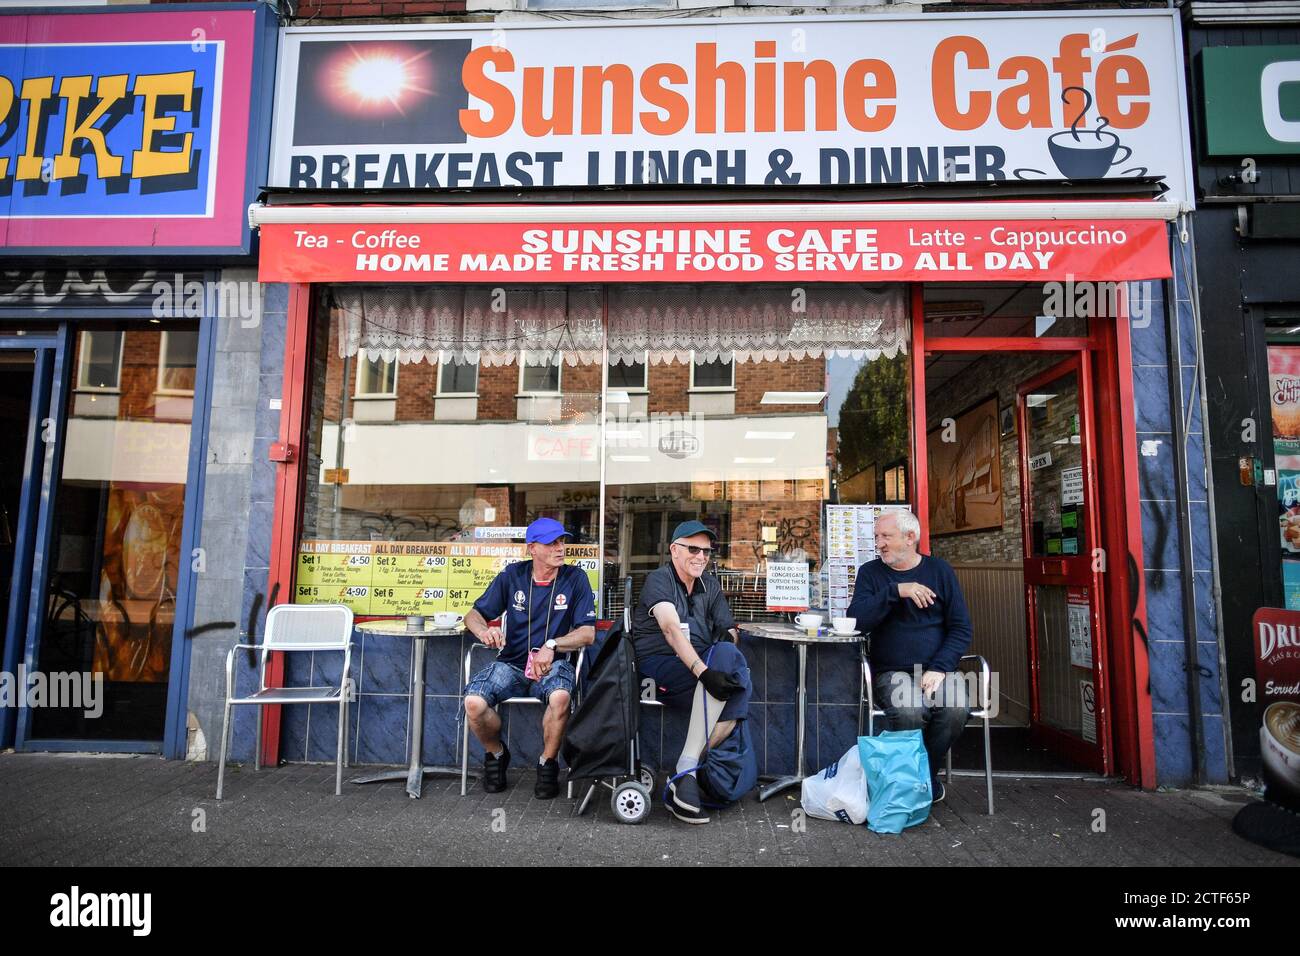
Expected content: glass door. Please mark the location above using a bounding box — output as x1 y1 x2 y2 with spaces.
1017 354 1111 774
22 323 199 745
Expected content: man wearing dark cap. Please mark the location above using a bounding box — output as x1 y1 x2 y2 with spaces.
463 517 596 799
631 520 753 824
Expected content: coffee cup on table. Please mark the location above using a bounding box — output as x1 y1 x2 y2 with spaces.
434 611 463 628
794 613 823 634
832 617 855 634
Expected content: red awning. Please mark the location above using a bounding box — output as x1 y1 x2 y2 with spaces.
252 201 1175 284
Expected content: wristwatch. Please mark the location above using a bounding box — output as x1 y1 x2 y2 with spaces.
544 639 558 650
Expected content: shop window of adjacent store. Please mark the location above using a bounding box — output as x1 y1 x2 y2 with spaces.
74 329 123 417
156 329 198 420
295 285 602 624
34 322 198 742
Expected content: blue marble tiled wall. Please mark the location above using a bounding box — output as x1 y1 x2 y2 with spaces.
274 629 867 780
1131 265 1228 785
222 282 289 762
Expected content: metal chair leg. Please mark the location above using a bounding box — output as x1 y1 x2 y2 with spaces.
254 703 264 773
983 714 994 815
946 747 953 784
216 701 232 800
460 699 471 796
335 697 346 796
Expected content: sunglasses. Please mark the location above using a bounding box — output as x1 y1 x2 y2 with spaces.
673 542 713 556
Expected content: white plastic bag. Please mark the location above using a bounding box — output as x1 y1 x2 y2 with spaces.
800 745 869 824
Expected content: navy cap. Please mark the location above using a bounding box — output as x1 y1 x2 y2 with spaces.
671 520 717 543
526 517 570 544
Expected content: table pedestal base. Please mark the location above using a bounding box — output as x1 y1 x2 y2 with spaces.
351 766 473 799
758 774 804 802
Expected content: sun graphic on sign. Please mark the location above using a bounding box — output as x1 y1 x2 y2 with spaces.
325 43 434 115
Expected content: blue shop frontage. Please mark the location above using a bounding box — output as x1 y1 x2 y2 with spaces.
0 3 276 758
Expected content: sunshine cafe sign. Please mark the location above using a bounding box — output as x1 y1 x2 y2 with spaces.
269 10 1193 205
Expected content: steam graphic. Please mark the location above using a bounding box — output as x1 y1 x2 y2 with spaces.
1013 86 1148 180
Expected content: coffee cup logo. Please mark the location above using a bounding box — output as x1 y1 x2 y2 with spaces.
1262 701 1300 811
1015 86 1147 181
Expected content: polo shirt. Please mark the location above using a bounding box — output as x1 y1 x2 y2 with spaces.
631 563 737 661
472 561 596 669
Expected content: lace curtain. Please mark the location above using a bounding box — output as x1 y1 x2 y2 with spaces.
330 284 907 366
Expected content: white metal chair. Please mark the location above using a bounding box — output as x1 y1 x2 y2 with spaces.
860 650 994 814
459 614 585 796
216 604 355 799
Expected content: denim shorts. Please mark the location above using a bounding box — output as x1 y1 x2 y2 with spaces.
464 659 575 708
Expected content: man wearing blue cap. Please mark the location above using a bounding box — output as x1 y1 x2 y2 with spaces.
630 520 753 824
463 517 596 799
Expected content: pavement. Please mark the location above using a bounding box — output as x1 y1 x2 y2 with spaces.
1 752 1295 867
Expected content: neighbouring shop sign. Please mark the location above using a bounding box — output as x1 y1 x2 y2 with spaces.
1201 45 1300 156
269 11 1193 204
0 5 276 255
1250 608 1300 811
258 217 1171 284
296 540 600 617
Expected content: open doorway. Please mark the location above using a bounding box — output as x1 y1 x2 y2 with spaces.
922 284 1115 776
0 350 36 670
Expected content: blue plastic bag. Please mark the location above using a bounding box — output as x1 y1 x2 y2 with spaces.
858 730 932 833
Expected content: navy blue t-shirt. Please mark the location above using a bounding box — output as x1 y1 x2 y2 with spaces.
472 561 596 669
846 555 972 674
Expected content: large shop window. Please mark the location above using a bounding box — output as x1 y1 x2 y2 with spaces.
34 323 197 742
295 284 911 625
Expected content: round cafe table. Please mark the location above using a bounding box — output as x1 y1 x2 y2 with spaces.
740 622 864 802
348 620 468 799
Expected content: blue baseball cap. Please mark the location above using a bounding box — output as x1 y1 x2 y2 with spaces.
526 517 570 544
671 520 717 542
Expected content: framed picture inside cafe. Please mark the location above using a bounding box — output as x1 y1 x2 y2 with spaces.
927 395 1003 536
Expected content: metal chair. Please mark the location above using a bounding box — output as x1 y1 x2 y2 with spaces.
459 615 585 796
859 650 994 814
216 603 355 799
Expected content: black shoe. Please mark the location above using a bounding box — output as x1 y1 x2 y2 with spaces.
668 774 710 824
482 745 510 794
534 758 560 800
931 777 946 804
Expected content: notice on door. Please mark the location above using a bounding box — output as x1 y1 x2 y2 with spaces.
1081 679 1097 743
1061 466 1084 505
1068 587 1093 669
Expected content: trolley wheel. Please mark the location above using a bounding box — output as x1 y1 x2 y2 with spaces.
638 766 656 792
611 781 651 824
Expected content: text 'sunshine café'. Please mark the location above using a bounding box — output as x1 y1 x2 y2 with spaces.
237 9 1219 791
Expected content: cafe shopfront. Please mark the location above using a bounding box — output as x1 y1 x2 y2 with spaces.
227 9 1210 788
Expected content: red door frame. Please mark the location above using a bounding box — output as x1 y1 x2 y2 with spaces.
259 282 315 768
917 294 1155 787
1016 353 1110 774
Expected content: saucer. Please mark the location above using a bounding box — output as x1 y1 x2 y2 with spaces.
827 628 860 637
